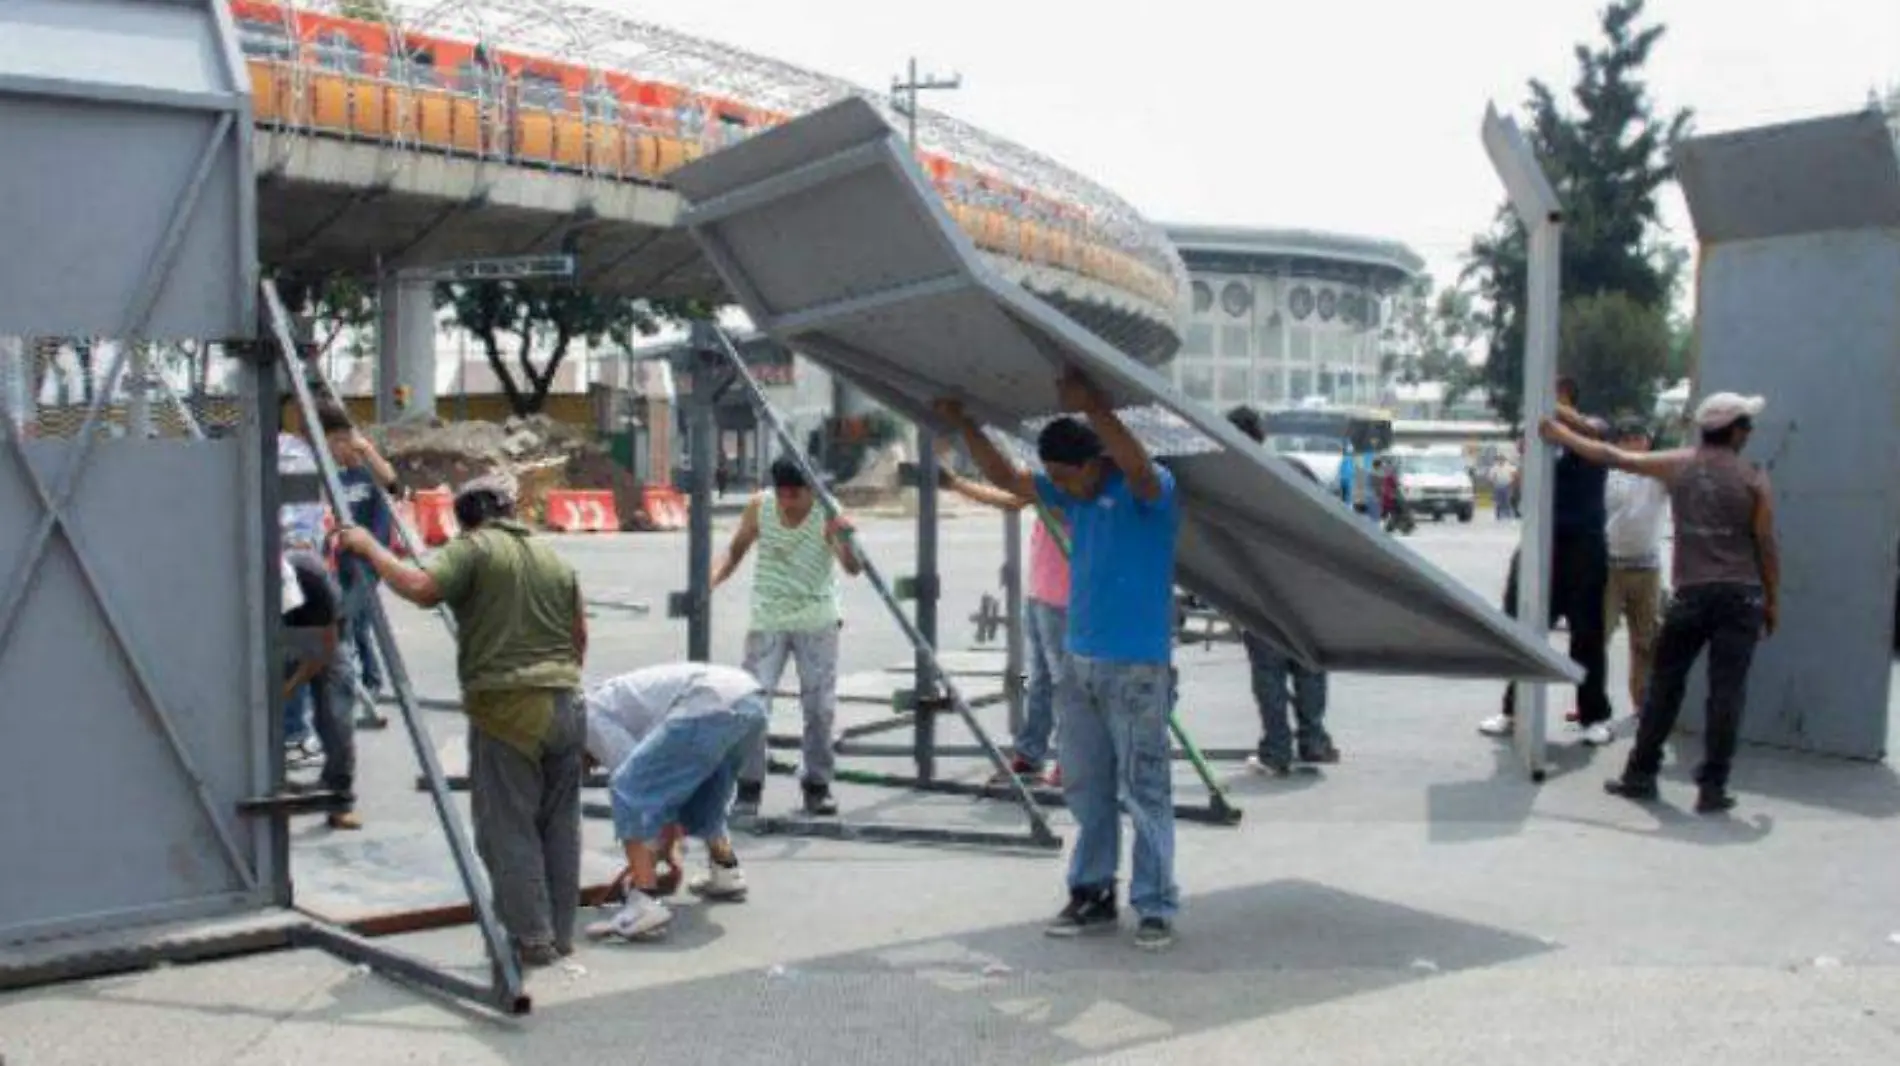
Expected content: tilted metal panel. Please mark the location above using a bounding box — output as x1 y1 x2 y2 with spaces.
673 97 1579 682
1677 111 1900 246
0 0 255 339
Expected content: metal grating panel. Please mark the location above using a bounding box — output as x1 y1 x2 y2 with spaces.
676 97 1580 682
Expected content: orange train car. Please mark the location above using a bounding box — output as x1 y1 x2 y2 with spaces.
230 0 1167 300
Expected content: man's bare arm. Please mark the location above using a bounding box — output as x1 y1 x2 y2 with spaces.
712 497 761 588
341 531 443 606
1552 404 1605 438
1538 418 1687 481
943 470 1030 511
1752 477 1781 635
933 399 1036 500
1061 370 1162 502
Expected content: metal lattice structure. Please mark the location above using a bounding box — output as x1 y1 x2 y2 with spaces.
242 0 1187 346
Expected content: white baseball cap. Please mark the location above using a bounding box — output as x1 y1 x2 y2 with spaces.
1693 392 1766 430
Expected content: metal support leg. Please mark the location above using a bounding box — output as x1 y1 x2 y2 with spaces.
684 336 719 663
1002 508 1026 738
915 428 940 783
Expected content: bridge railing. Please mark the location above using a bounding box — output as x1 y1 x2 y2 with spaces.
245 54 1184 319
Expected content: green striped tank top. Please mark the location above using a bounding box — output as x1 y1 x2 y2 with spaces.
749 494 841 632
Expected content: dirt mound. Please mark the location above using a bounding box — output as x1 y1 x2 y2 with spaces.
375 414 646 530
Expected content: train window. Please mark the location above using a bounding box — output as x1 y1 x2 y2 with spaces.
396 45 439 86
583 91 619 122
518 71 568 111
237 18 293 60
311 31 366 75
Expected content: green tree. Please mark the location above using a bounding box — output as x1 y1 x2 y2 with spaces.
440 281 707 416
1558 291 1670 419
1384 274 1483 403
1464 0 1692 425
277 273 378 359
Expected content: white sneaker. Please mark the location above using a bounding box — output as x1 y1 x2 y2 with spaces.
1579 722 1614 747
688 863 749 902
1477 714 1514 737
584 893 672 941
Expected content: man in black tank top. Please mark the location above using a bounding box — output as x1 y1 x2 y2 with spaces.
1479 378 1615 745
1538 392 1780 814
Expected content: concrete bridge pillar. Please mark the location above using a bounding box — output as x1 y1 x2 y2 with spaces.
376 274 437 423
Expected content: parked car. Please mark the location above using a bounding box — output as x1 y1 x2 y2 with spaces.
1388 445 1476 522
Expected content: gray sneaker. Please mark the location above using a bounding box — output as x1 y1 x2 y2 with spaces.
1134 917 1174 951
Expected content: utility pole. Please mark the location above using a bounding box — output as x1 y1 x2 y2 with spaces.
889 56 960 782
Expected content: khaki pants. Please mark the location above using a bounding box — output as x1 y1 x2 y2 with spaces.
1605 567 1662 710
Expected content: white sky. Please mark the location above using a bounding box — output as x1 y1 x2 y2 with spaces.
605 0 1900 290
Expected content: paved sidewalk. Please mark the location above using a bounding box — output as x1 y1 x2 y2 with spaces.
4 520 1897 1065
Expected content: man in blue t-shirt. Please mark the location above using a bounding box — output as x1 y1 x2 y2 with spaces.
315 402 401 698
936 369 1182 951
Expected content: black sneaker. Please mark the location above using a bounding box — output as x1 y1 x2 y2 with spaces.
1694 788 1737 814
1298 743 1341 765
1604 777 1660 801
801 781 839 817
733 780 763 817
1134 917 1174 951
1045 888 1117 938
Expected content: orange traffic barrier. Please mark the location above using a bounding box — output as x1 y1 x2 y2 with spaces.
411 488 460 546
545 489 619 533
639 485 687 531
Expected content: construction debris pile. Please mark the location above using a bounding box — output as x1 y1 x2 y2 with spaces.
375 415 646 530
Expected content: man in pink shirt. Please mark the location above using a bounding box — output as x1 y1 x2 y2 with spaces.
940 465 1069 786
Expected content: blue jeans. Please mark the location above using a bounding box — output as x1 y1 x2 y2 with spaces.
1242 633 1330 765
1057 655 1178 920
608 696 768 845
350 600 382 691
284 683 311 744
1017 599 1067 767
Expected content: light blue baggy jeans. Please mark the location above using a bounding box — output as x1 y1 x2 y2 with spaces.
608 695 769 845
1056 654 1179 920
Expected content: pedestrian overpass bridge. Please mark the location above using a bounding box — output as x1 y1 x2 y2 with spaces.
243 0 1186 365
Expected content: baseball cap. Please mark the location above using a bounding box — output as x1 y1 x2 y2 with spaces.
1693 392 1766 430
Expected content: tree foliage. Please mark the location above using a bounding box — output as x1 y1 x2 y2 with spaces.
1383 274 1484 404
1464 0 1692 425
1558 291 1670 419
440 281 709 416
276 273 378 359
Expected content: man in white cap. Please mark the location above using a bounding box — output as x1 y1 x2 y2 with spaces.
580 663 767 942
335 471 589 966
1537 392 1780 814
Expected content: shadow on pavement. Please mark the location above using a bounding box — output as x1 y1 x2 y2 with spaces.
474 880 1555 1063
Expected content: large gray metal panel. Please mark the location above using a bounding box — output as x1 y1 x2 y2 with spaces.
1677 112 1900 245
0 439 269 943
674 98 1579 682
1683 228 1900 758
0 0 255 339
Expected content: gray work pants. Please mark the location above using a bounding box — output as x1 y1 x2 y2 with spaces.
468 690 585 953
739 625 841 786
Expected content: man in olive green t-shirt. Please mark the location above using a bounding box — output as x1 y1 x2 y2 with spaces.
335 473 588 968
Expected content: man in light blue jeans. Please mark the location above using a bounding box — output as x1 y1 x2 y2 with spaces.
582 664 768 943
938 368 1182 951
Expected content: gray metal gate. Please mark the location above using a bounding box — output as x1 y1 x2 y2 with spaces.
0 0 269 946
1675 110 1900 759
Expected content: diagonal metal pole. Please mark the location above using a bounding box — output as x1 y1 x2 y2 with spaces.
262 282 526 1011
707 325 1058 845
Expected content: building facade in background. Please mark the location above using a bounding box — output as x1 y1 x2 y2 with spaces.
1164 225 1424 411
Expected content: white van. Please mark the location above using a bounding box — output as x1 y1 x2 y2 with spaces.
1390 445 1476 522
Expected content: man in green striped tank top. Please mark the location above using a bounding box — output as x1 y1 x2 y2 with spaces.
713 457 862 816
